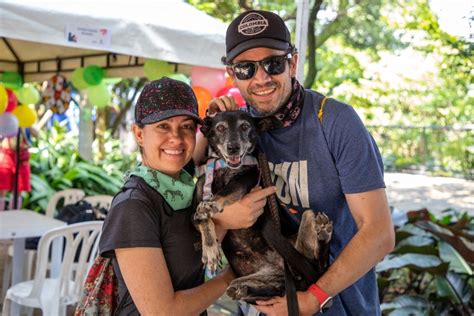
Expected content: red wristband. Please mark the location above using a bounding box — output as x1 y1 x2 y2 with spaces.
308 284 331 307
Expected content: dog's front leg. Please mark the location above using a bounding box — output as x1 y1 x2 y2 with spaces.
196 218 221 272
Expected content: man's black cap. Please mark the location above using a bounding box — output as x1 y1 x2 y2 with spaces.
224 10 292 63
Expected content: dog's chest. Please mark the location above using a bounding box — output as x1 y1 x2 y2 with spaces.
211 166 255 191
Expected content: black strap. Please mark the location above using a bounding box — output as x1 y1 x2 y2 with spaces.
284 263 299 316
112 289 129 316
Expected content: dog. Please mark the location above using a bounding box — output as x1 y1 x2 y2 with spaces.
193 110 333 303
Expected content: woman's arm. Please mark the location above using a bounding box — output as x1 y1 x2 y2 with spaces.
116 247 234 316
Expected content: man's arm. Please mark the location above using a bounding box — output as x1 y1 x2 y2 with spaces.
256 188 395 315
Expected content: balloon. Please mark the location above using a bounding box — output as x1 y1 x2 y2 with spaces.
168 73 191 86
224 74 233 87
5 89 18 112
216 86 246 107
83 65 105 86
191 66 226 97
71 68 89 90
17 85 41 105
192 86 213 118
0 71 23 89
42 75 71 114
0 84 7 113
12 104 37 128
87 84 110 107
143 59 173 81
0 112 19 137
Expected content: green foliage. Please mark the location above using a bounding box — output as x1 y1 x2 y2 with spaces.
24 123 137 212
378 209 473 315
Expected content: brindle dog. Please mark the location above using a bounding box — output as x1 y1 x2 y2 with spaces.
193 110 333 303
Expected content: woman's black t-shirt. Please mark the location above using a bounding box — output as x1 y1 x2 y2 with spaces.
99 176 204 315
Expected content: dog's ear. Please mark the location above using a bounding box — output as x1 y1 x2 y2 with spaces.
200 116 213 136
256 117 283 133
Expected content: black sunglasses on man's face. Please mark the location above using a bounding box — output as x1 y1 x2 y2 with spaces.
229 53 292 80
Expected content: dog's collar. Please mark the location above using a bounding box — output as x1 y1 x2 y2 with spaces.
198 156 258 201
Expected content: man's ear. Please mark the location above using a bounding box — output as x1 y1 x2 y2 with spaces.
290 53 298 78
199 116 213 136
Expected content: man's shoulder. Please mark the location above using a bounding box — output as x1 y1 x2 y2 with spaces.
304 89 354 118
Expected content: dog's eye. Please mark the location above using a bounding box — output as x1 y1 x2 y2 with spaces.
240 124 249 131
216 125 226 133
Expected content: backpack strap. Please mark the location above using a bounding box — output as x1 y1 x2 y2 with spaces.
318 96 329 122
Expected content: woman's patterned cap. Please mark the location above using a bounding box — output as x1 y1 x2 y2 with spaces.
135 77 202 125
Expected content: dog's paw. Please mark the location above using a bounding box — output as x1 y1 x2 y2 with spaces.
226 281 248 300
315 212 333 243
202 243 221 273
194 201 222 221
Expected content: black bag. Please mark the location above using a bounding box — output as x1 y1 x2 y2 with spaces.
56 200 95 224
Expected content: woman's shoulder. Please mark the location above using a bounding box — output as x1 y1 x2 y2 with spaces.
112 176 163 208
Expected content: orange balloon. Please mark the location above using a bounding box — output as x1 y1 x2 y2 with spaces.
192 86 213 118
225 75 234 87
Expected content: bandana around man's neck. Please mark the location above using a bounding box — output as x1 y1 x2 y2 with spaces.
247 78 305 130
128 164 195 211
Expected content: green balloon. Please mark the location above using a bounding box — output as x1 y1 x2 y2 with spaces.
83 65 104 86
143 59 173 80
71 68 89 90
168 73 191 86
17 85 40 105
88 84 110 107
1 71 23 90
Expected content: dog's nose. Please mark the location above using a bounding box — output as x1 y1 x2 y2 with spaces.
227 143 240 154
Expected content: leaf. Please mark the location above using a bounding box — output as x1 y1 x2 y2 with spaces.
386 306 425 316
380 295 429 311
439 241 473 275
376 254 448 274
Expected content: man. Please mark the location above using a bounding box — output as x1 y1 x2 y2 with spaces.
198 9 395 315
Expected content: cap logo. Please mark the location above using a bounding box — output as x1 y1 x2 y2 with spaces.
238 13 268 36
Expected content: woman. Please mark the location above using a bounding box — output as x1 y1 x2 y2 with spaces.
99 78 234 315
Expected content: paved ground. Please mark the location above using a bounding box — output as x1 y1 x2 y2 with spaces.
385 172 473 215
1 172 472 315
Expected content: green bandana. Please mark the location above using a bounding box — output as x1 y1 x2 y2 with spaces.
128 165 195 211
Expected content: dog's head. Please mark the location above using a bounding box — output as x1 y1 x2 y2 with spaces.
200 111 258 168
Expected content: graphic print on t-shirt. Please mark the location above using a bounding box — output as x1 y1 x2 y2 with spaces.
268 160 309 208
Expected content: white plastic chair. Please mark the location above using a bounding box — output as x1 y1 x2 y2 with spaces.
83 195 113 210
45 189 86 218
2 221 103 316
2 189 86 299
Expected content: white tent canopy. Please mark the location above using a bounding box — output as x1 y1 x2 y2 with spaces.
0 0 227 82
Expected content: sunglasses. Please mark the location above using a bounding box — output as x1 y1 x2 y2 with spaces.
229 53 292 80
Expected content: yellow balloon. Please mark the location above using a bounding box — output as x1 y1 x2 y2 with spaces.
0 83 7 113
12 104 37 127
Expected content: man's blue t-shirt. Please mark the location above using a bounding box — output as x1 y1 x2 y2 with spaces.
258 90 385 315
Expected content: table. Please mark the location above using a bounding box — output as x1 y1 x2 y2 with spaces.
0 210 66 315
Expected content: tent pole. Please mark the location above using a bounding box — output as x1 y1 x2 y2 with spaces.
295 0 310 84
12 128 21 209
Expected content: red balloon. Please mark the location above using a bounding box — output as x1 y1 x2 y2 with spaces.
5 89 18 112
216 86 246 107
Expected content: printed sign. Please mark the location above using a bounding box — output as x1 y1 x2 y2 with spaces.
65 25 112 48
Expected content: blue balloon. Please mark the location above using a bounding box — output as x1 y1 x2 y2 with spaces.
0 112 19 137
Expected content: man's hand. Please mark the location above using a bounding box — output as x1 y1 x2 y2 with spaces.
207 95 238 116
254 291 320 316
213 186 275 230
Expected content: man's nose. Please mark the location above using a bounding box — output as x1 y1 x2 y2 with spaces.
253 63 270 82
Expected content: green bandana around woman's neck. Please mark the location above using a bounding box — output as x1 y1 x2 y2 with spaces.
128 165 195 211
